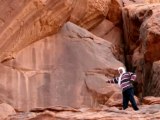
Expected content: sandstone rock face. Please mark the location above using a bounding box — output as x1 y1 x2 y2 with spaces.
1 22 123 111
145 61 160 96
106 0 123 25
140 6 160 63
6 104 160 120
0 103 16 119
122 4 160 96
123 4 160 63
85 74 122 107
70 0 111 29
91 19 124 63
0 0 73 62
0 0 113 63
90 0 124 63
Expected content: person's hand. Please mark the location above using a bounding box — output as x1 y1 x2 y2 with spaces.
106 80 111 83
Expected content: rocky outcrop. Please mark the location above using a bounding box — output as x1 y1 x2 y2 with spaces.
0 0 125 111
0 0 73 62
106 0 123 25
89 0 124 63
123 3 160 63
122 3 160 97
145 61 160 96
0 0 122 63
70 0 111 29
1 22 123 111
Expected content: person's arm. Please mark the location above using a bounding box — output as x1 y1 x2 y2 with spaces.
129 72 137 81
106 77 118 84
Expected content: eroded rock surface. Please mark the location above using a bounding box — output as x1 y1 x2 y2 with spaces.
1 22 123 111
0 103 16 120
0 0 116 62
122 3 160 97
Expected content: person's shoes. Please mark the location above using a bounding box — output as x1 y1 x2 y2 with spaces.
134 108 139 111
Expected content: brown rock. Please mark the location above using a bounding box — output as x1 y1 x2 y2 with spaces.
143 96 160 104
0 103 16 119
123 3 160 63
122 4 160 97
106 92 139 107
91 19 114 38
122 0 146 6
1 22 123 111
106 92 122 107
140 6 160 62
106 0 123 25
122 0 160 6
145 61 160 96
70 0 110 29
91 19 124 62
29 111 55 120
0 0 111 62
6 104 160 120
85 74 122 107
0 0 73 62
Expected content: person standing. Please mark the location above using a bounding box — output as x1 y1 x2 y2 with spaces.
106 67 139 111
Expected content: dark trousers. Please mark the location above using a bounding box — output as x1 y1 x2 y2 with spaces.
122 88 139 111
